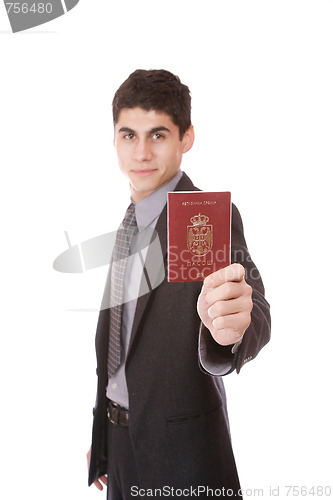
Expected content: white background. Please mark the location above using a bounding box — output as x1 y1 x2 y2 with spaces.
1 1 332 498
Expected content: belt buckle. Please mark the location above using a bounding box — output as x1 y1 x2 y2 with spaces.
107 401 129 426
107 402 120 425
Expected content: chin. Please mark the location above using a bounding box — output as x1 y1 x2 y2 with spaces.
130 181 155 199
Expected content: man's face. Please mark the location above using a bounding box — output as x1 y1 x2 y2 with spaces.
114 107 194 202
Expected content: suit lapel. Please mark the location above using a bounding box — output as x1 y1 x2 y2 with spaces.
127 172 198 355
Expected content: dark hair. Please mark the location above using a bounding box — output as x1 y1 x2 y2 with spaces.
112 69 191 139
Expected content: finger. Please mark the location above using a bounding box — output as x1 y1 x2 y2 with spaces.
210 310 251 332
203 263 245 291
205 280 251 306
94 480 104 491
94 475 108 491
207 295 250 320
100 475 108 486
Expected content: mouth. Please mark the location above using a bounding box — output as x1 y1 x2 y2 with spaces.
131 169 158 177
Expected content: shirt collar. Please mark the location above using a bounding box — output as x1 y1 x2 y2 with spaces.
133 170 183 230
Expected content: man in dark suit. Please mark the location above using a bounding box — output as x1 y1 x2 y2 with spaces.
87 69 271 499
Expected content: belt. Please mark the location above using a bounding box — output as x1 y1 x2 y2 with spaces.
107 400 129 427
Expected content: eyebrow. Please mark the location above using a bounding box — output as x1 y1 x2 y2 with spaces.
118 126 171 135
149 126 171 135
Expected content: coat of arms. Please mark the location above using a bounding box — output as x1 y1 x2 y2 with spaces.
187 214 213 257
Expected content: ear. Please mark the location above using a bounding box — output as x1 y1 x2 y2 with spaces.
182 125 195 154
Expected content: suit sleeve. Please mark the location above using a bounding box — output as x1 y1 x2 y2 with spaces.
198 203 271 376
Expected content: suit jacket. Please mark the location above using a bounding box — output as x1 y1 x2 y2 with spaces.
88 172 271 491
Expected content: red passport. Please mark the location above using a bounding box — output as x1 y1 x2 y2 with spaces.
167 191 231 282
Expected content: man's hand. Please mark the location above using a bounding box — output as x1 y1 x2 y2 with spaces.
86 446 107 491
197 263 253 346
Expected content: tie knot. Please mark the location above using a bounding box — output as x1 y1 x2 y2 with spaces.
122 202 136 229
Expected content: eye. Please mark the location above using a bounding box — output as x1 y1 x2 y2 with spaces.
124 133 135 140
151 133 164 141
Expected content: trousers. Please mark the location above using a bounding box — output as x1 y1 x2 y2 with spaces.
107 421 140 500
106 418 243 499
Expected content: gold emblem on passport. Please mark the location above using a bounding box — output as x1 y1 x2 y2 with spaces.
187 214 213 256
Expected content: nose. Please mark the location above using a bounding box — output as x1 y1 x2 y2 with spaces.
133 139 153 162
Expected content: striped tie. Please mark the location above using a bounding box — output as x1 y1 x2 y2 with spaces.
107 203 137 377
